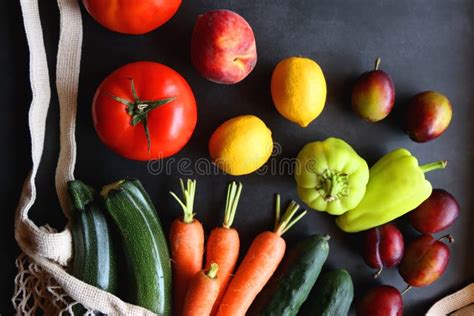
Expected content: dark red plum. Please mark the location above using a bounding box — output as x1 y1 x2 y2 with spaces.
363 223 404 278
352 57 395 122
357 285 403 316
405 91 452 142
399 234 453 288
409 189 460 234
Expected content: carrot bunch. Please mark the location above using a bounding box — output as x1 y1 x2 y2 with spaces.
216 195 307 316
170 180 243 316
180 181 243 316
169 179 204 316
170 180 305 316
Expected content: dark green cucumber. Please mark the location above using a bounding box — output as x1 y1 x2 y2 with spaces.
300 269 354 316
69 180 117 302
101 179 171 315
250 234 330 316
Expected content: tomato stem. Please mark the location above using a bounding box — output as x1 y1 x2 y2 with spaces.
106 78 175 153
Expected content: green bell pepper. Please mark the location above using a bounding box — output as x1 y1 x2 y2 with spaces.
336 148 447 232
294 138 369 215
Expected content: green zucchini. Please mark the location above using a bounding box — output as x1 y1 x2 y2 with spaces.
300 268 354 316
69 180 117 308
101 179 171 315
250 234 330 316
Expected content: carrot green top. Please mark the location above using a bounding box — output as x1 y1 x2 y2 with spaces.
170 178 197 224
206 263 219 279
274 194 307 236
223 181 243 228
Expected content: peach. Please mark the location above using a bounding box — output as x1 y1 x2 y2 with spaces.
191 10 257 84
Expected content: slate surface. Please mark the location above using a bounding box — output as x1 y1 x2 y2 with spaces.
1 0 474 314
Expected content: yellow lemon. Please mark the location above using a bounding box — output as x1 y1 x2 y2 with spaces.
271 56 327 127
209 115 273 175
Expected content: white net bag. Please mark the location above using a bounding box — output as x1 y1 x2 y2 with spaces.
13 0 157 314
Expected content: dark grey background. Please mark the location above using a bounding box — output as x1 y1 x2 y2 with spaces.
2 0 473 314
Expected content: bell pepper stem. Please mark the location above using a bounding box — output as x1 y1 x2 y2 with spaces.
322 172 348 202
328 175 341 201
419 160 447 173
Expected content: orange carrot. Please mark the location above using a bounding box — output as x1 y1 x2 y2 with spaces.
205 182 243 315
169 179 204 316
183 263 220 316
216 195 307 316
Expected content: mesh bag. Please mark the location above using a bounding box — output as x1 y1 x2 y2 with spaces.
13 0 157 314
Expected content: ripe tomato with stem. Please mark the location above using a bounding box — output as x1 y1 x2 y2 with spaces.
92 61 197 161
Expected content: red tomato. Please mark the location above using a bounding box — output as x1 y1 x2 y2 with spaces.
92 61 197 161
83 0 181 34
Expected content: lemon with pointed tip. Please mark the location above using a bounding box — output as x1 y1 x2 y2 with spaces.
209 115 273 175
271 57 327 127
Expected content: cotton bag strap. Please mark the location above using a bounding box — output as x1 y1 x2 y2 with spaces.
15 0 157 314
427 283 474 316
15 0 75 266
